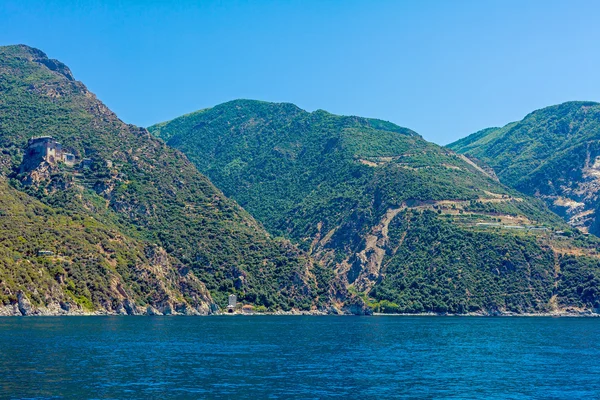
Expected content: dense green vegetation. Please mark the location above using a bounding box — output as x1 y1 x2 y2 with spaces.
150 100 563 254
374 210 600 313
2 44 599 315
0 178 212 313
150 99 600 314
448 101 600 235
0 45 319 313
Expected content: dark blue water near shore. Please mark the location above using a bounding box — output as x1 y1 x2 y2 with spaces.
0 316 599 399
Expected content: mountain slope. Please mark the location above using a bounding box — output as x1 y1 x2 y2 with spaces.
448 101 600 235
0 177 213 315
150 100 600 314
0 45 319 314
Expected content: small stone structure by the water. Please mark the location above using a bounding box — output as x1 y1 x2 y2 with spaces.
228 294 237 313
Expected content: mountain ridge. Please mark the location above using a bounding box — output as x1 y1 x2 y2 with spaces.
0 45 325 315
2 44 600 316
448 100 600 236
149 99 600 315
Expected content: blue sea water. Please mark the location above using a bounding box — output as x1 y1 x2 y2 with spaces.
0 316 599 399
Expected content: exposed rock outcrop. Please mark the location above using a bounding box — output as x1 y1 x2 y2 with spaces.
17 291 33 316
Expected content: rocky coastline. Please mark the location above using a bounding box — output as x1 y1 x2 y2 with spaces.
2 300 598 317
3 288 597 317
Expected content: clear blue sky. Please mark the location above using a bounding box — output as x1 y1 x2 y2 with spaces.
2 0 600 144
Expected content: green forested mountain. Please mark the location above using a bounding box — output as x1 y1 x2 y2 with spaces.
0 45 319 315
0 177 213 315
3 44 600 316
150 99 600 314
448 101 600 236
